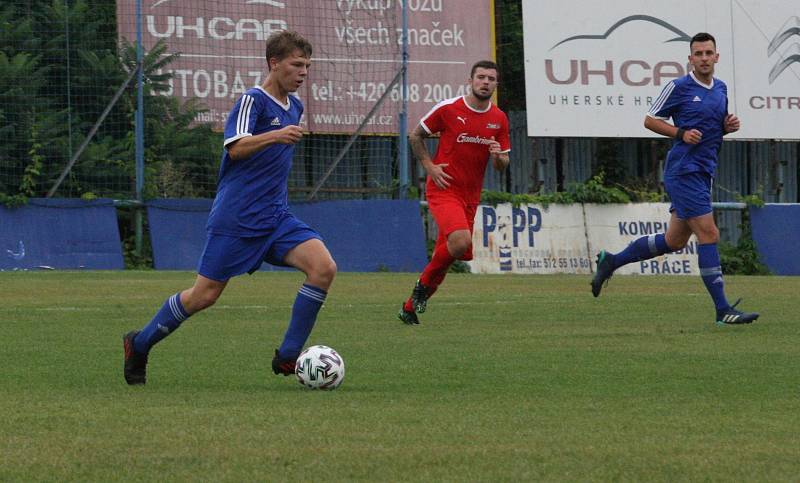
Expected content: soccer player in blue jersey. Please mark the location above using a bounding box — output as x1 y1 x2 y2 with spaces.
122 31 337 385
590 32 759 325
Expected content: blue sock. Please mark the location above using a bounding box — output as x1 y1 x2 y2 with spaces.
134 292 190 354
278 284 327 359
697 243 729 311
612 233 671 269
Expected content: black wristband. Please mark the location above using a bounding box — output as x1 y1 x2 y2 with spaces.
675 128 686 140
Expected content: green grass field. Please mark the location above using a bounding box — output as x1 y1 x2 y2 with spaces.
1 271 798 481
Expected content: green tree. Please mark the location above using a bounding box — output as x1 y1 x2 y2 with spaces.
1 0 223 202
494 0 526 112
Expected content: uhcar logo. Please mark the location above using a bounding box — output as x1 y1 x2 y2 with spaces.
550 14 691 50
767 16 800 84
545 15 692 87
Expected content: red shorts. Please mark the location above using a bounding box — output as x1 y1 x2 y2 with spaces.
428 192 478 261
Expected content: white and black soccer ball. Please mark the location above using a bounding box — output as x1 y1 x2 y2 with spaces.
295 345 345 390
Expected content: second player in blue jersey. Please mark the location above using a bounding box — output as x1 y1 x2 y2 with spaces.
590 32 759 326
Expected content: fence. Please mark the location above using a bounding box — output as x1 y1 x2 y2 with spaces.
2 1 798 252
1 0 407 203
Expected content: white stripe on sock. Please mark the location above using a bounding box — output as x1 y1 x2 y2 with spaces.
647 234 657 255
299 287 326 303
169 294 186 321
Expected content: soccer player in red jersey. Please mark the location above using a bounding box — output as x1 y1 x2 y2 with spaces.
398 60 511 324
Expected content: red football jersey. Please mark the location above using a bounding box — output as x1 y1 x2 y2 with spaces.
420 96 511 202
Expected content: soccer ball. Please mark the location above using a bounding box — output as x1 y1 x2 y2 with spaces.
295 345 345 390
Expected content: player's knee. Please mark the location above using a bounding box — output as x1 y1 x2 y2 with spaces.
324 258 337 281
448 238 471 259
697 226 720 244
665 233 689 250
313 258 337 286
190 289 221 311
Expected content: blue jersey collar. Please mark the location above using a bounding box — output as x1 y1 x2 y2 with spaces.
256 86 292 111
689 71 714 90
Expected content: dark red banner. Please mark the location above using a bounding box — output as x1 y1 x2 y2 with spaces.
117 0 493 133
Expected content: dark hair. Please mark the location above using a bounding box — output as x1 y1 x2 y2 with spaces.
470 60 499 81
690 32 716 50
265 30 312 69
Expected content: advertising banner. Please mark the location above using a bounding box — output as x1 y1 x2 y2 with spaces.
117 0 493 134
469 202 699 276
749 204 800 275
469 203 592 274
147 199 427 272
584 203 698 276
0 199 124 270
523 0 799 139
728 1 800 140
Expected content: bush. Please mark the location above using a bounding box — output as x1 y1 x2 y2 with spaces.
719 194 769 275
480 172 632 207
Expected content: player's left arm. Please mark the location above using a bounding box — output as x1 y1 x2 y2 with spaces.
722 90 740 135
490 115 511 171
723 113 740 134
489 141 510 171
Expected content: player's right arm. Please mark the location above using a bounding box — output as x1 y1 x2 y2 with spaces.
410 125 452 189
644 116 702 145
643 81 701 144
227 126 303 161
222 92 304 161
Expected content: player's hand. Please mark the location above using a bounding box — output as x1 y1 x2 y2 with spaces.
724 114 740 134
426 163 453 189
273 125 304 144
488 137 509 171
682 129 703 145
487 136 502 156
492 155 510 171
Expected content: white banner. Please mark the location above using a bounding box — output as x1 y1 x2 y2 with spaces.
523 0 799 139
730 0 800 139
585 203 698 276
469 203 698 275
469 203 592 274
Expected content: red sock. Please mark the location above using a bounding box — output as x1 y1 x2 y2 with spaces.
420 243 455 293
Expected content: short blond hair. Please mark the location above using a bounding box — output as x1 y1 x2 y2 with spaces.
265 31 312 69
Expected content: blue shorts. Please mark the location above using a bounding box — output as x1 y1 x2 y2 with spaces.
198 212 322 282
664 171 713 220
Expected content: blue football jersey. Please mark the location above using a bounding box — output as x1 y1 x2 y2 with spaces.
207 87 304 236
648 72 728 177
